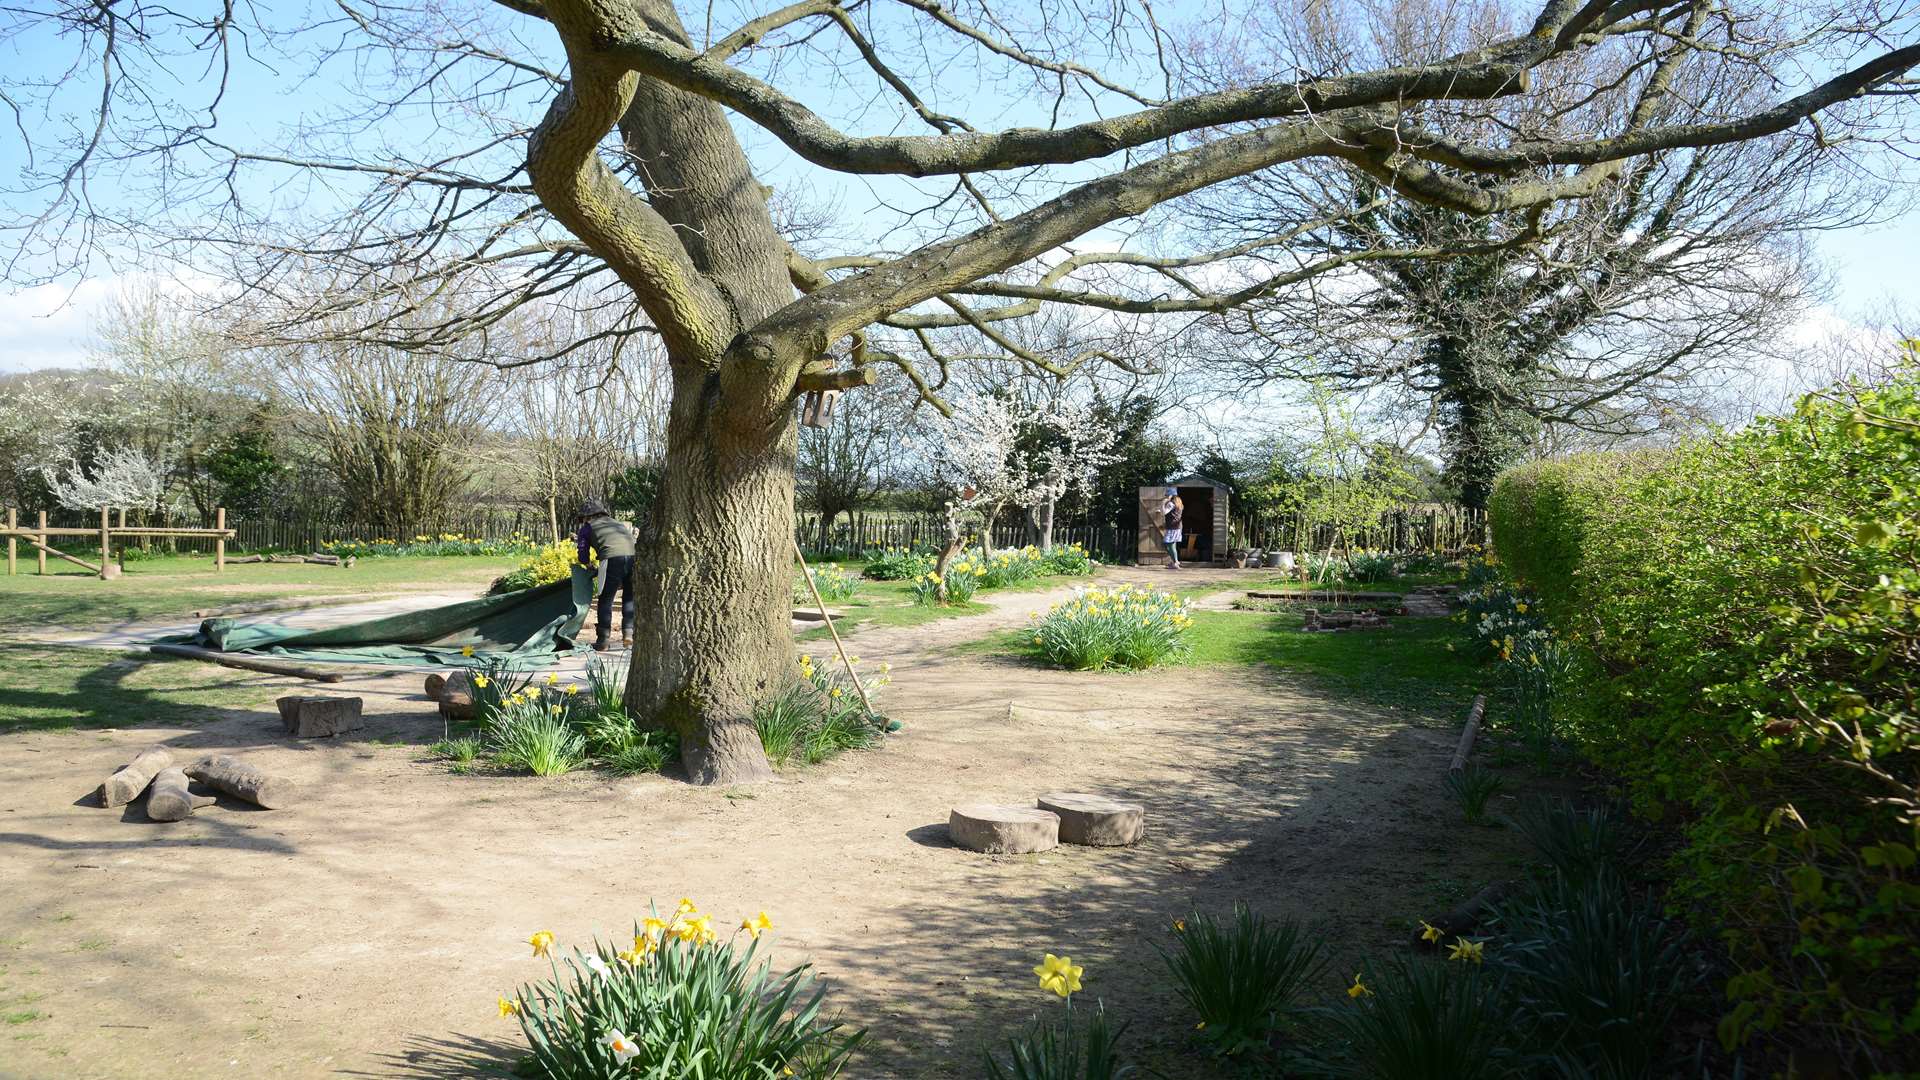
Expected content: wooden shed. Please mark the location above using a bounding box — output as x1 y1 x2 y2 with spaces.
1136 474 1231 566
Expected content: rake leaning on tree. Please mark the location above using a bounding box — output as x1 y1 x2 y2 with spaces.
9 0 1916 783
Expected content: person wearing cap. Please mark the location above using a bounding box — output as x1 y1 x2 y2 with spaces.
1160 486 1184 569
574 499 637 650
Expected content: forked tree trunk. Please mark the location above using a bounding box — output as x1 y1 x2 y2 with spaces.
624 375 795 785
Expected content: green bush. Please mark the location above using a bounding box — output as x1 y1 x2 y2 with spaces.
508 906 862 1079
1444 763 1503 825
488 693 587 776
794 564 859 603
1486 369 1920 1067
752 655 889 768
984 1002 1131 1080
1320 958 1512 1080
606 733 676 776
1159 905 1328 1056
861 545 935 580
1040 542 1097 576
322 532 541 559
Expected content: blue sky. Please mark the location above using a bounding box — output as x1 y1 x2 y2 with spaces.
0 0 1914 373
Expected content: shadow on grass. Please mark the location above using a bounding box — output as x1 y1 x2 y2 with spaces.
341 1033 524 1078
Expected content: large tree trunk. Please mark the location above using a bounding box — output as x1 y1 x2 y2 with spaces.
625 386 794 785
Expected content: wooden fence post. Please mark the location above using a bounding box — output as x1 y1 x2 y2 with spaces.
215 507 226 572
98 505 110 580
35 510 46 574
6 507 15 576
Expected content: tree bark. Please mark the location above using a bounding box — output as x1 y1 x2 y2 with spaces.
101 745 173 808
186 755 295 809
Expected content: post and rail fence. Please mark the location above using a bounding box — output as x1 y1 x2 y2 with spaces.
3 506 235 580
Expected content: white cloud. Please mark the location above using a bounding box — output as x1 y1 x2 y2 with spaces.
0 278 125 372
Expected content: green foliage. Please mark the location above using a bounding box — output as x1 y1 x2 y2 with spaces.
1502 799 1636 893
608 463 662 523
432 737 483 763
1040 542 1096 576
606 734 676 776
1158 905 1329 1055
1486 369 1920 1065
491 707 587 777
909 560 981 605
752 656 889 768
205 424 281 516
1320 959 1512 1080
1028 583 1192 671
861 545 935 580
1444 763 1503 825
1344 552 1399 584
983 1003 1133 1080
510 917 862 1079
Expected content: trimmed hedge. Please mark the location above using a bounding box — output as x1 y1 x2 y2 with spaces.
1488 374 1919 1069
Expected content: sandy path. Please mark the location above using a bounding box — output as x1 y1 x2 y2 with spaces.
0 567 1524 1079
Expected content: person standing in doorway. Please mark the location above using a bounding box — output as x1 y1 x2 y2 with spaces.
1161 487 1184 570
575 499 636 650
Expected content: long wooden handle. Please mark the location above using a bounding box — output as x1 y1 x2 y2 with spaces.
791 539 875 717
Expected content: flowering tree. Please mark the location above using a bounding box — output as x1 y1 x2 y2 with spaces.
43 446 179 514
925 395 1120 554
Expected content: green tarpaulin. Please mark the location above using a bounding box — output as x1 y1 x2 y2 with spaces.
163 570 594 667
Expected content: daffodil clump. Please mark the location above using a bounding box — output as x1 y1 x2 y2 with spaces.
908 558 983 605
490 541 596 594
321 531 541 559
755 653 891 767
1161 905 1328 1056
792 563 859 604
861 544 937 580
1028 584 1193 670
504 902 862 1079
1455 550 1573 756
1039 541 1097 577
984 953 1129 1080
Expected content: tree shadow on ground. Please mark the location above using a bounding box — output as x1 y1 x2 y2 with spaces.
340 1032 524 1078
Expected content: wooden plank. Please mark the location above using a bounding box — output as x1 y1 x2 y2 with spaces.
148 643 348 683
5 507 14 576
12 533 101 573
0 527 236 538
35 511 45 574
1449 694 1488 773
214 507 226 573
98 505 110 581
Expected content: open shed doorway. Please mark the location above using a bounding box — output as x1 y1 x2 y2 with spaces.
1135 476 1229 566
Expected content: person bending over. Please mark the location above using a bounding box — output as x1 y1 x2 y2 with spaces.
575 499 636 651
1161 487 1184 570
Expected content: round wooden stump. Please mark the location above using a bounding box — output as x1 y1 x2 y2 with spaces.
1037 792 1145 847
948 804 1059 854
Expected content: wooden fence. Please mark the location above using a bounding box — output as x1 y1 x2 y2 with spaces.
3 506 235 579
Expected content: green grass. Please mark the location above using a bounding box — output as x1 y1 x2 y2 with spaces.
793 565 1074 641
0 644 281 733
0 554 518 629
960 610 1482 720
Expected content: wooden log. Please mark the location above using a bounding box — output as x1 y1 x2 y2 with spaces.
186 755 295 809
948 804 1059 854
214 507 226 572
146 766 215 822
226 554 267 564
1449 694 1488 774
276 695 364 737
424 672 447 700
1037 792 1145 846
101 745 173 807
9 533 100 573
1411 878 1518 946
148 643 346 683
303 552 341 566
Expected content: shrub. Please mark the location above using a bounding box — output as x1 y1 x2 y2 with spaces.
507 904 863 1079
432 736 482 763
861 545 934 580
490 541 590 594
1444 763 1503 825
1487 369 1920 1065
753 655 890 768
1029 584 1192 670
794 564 859 603
1503 798 1636 893
1345 551 1398 584
1320 958 1513 1080
979 547 1046 588
1159 905 1328 1055
606 733 676 776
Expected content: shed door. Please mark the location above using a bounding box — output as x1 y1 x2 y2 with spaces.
1137 487 1165 564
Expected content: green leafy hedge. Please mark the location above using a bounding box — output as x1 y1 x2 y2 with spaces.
1487 372 1919 1069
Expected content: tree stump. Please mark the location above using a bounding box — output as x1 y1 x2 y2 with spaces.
948 804 1059 854
146 766 215 822
1037 792 1145 846
186 755 295 809
276 695 364 738
100 745 173 808
424 672 447 700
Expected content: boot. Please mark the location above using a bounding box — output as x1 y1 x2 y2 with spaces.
593 634 611 651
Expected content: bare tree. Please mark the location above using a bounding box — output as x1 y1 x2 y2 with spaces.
796 369 908 545
6 0 1915 782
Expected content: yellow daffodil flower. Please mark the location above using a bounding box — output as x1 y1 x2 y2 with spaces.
641 917 668 940
498 995 519 1017
545 672 559 685
1515 602 1529 614
618 946 643 965
676 898 697 915
1173 919 1186 932
473 674 490 688
461 645 475 658
1420 921 1444 943
565 684 581 695
1347 973 1371 999
1033 953 1083 998
528 930 554 957
1447 938 1485 964
741 911 774 939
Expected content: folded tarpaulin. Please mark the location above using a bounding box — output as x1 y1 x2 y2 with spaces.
161 570 594 667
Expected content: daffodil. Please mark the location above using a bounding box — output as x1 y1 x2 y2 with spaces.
617 946 643 965
1420 921 1444 943
640 917 668 941
528 930 554 957
566 684 581 695
461 645 475 658
1347 973 1371 999
741 911 774 939
604 1028 640 1064
545 672 559 685
583 952 611 979
497 995 519 1017
473 674 490 688
1033 953 1083 998
1515 602 1529 614
676 913 715 945
1173 919 1186 932
1447 937 1485 964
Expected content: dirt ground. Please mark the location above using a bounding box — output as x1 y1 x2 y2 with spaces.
0 567 1533 1079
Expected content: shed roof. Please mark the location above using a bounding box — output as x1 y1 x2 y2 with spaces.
1166 474 1229 490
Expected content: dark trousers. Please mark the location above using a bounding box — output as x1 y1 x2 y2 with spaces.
596 555 635 643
